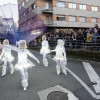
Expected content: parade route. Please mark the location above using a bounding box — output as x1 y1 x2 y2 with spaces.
0 50 100 100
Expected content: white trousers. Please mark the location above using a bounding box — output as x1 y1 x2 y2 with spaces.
1 59 14 76
19 68 28 89
43 53 48 67
56 60 67 75
19 68 28 81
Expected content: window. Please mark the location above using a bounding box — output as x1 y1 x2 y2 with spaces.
45 2 49 9
69 16 76 22
57 16 65 21
31 3 35 10
22 1 25 7
69 3 76 9
57 2 65 7
80 4 86 10
79 17 86 22
92 6 98 11
91 18 97 23
46 16 50 23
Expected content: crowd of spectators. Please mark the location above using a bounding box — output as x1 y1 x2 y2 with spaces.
29 24 100 50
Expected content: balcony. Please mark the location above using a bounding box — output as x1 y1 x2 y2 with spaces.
42 6 53 14
45 21 53 26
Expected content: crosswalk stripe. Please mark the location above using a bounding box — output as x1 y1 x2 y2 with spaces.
83 62 100 93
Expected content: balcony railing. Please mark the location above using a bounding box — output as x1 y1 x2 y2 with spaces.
45 21 53 26
42 6 53 13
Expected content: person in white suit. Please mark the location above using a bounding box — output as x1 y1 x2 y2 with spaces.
40 35 50 67
0 39 14 76
51 39 67 75
5 40 40 91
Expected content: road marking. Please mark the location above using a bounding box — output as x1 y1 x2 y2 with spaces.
32 50 100 99
37 85 79 100
66 67 100 99
83 62 100 93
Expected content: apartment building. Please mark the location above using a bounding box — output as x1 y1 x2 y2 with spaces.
18 0 100 32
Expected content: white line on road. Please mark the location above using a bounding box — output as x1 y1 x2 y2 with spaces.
83 62 100 93
32 50 100 99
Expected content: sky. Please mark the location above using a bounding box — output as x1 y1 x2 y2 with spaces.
0 0 17 5
0 0 18 27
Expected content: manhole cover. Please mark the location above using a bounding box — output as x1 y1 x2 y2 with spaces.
47 91 68 100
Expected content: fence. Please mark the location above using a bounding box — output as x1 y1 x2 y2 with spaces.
28 39 100 50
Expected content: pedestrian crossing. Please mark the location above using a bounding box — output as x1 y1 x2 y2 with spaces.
83 62 100 93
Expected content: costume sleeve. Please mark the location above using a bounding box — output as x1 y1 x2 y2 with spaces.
3 45 18 52
41 41 43 46
0 49 4 59
50 50 56 52
63 47 67 60
50 47 56 52
47 41 49 48
27 50 39 63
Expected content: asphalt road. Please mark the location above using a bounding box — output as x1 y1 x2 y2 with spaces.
0 50 100 100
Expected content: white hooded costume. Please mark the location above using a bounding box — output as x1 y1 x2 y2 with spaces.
51 39 67 75
0 39 14 76
4 40 40 91
40 35 50 67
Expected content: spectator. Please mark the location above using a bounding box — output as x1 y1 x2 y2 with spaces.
34 39 37 46
93 28 99 50
86 30 93 50
72 31 77 49
94 24 99 29
34 24 100 50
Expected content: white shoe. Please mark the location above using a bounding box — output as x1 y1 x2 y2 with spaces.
23 87 27 91
45 64 48 67
10 70 14 74
64 72 67 75
1 66 7 76
57 72 60 75
22 80 28 91
43 58 48 67
1 74 6 77
10 64 14 74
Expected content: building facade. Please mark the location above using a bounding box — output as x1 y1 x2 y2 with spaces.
18 0 100 32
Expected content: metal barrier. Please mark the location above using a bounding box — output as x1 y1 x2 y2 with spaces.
29 39 100 50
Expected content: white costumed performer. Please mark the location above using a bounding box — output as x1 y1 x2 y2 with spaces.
0 39 14 76
51 39 67 75
40 35 50 67
7 40 40 91
16 40 40 91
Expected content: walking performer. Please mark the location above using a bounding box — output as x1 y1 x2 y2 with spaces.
7 40 40 91
51 39 67 75
0 39 14 76
40 35 50 67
